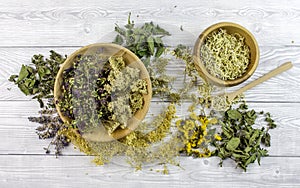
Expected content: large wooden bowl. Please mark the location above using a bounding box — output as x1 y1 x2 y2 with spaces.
193 22 259 87
54 43 152 142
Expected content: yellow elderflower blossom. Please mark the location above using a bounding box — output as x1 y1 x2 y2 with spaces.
214 134 222 141
175 119 182 127
190 112 198 120
186 142 192 154
199 116 209 125
177 110 216 158
197 138 204 146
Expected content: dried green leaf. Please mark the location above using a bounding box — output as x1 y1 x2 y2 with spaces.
17 65 29 82
249 129 260 145
147 36 155 55
226 137 240 151
154 24 171 36
18 84 30 95
113 34 124 45
232 152 247 159
155 46 165 58
262 132 271 147
227 110 242 120
244 146 252 153
244 154 257 167
114 25 126 36
8 75 18 82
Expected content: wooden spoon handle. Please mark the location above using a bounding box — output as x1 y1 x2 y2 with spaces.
229 62 293 99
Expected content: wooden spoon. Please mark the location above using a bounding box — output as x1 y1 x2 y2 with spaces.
225 62 293 101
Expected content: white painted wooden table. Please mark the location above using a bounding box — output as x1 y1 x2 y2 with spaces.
1 0 300 187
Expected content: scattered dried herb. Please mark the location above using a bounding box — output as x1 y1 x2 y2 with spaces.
89 103 180 169
113 13 170 66
212 101 277 171
8 16 279 174
9 51 66 108
176 113 216 158
8 51 69 155
172 44 198 82
29 107 69 156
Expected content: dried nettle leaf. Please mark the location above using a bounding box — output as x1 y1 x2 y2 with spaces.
113 13 170 66
9 50 66 108
212 101 277 171
227 110 242 120
226 137 240 151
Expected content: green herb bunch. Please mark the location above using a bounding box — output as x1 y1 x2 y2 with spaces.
212 102 277 171
113 13 170 67
9 51 66 108
9 51 69 155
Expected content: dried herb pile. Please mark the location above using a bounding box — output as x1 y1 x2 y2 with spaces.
212 102 276 171
9 51 66 108
113 13 170 66
200 28 250 80
9 51 70 155
8 14 278 173
58 53 147 134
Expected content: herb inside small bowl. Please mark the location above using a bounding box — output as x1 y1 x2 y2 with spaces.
200 28 250 81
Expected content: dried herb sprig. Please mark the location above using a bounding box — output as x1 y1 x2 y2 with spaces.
113 13 170 66
9 51 66 108
212 101 277 171
29 108 69 156
172 44 198 82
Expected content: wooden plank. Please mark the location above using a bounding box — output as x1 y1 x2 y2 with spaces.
0 0 299 46
1 46 299 102
0 155 299 188
0 101 299 156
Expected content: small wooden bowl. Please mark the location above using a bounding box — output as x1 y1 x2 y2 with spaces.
193 22 259 87
54 43 152 142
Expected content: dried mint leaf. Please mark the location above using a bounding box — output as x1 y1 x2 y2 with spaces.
226 137 240 151
9 51 66 107
113 13 170 66
212 101 277 171
227 109 242 120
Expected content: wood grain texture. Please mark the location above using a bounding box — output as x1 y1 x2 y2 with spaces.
0 101 299 156
1 46 300 102
0 0 300 186
0 155 299 188
0 0 299 46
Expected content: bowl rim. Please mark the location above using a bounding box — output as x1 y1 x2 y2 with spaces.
53 43 152 142
193 22 260 87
